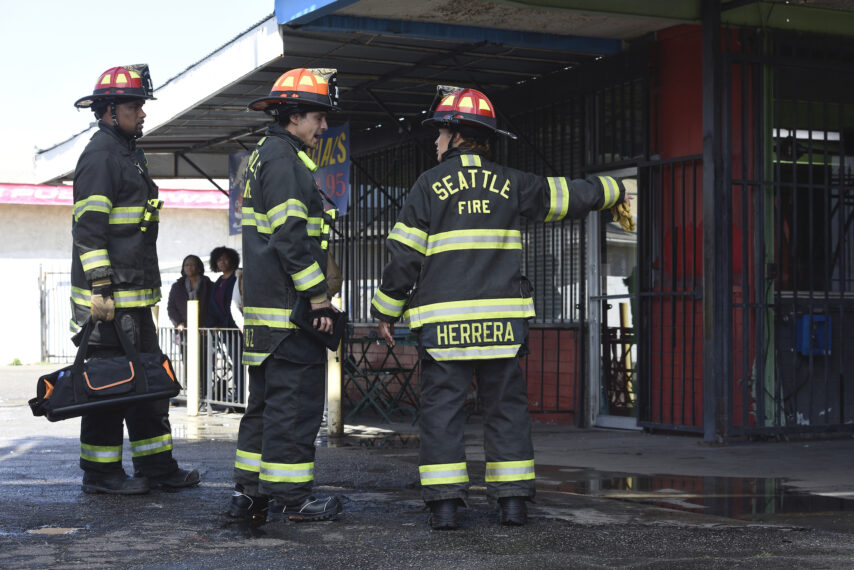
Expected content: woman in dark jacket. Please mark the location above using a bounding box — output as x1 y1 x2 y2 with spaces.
167 255 213 329
208 246 240 329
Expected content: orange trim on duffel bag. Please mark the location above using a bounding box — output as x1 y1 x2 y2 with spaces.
44 380 54 399
84 362 135 390
162 358 176 382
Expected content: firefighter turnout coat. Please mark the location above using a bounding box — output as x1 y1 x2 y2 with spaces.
371 146 625 353
71 123 163 329
370 145 625 502
234 123 334 503
239 124 333 366
71 122 178 477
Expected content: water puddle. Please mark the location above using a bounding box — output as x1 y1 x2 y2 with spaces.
536 465 854 531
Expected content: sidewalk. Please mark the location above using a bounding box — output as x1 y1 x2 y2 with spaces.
2 364 853 568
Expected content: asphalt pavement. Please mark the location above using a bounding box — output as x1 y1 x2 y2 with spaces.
2 364 853 569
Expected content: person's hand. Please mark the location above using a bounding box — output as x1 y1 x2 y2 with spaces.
176 323 185 331
310 299 335 334
90 278 115 322
378 320 396 348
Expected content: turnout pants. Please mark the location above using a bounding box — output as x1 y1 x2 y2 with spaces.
418 356 535 503
79 309 178 478
233 334 325 504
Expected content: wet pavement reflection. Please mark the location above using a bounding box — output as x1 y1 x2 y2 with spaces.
536 465 854 532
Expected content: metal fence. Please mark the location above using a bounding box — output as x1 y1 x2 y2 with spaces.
159 326 247 410
637 155 703 431
726 29 854 434
639 29 854 436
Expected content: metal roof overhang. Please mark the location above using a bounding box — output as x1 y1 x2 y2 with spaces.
35 0 854 184
35 3 676 184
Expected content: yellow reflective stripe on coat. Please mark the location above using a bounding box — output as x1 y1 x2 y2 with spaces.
419 462 469 486
545 177 569 222
291 261 324 291
242 351 269 366
243 307 297 329
485 459 535 482
426 344 521 361
268 199 308 232
113 288 160 308
460 154 482 167
80 442 122 463
73 195 112 221
371 289 407 318
130 434 173 458
426 229 522 256
259 461 314 483
306 216 323 236
598 176 620 209
388 222 428 255
109 206 145 224
405 298 535 328
297 150 318 172
241 207 271 234
71 286 91 307
80 249 110 272
235 449 262 473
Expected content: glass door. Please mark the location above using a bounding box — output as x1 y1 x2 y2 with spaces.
588 172 639 429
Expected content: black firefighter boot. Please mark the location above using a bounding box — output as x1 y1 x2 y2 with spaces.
427 499 460 530
267 495 342 522
498 496 528 526
227 484 269 523
143 468 201 490
82 471 150 495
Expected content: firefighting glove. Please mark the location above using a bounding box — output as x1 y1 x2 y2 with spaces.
611 201 635 233
90 278 115 322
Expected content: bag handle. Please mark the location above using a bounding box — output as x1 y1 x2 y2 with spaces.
70 318 150 402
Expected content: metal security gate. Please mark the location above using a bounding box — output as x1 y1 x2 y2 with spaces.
637 156 703 432
39 267 76 363
640 27 854 437
336 45 648 423
726 29 854 435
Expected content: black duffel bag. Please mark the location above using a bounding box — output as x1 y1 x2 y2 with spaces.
29 319 181 422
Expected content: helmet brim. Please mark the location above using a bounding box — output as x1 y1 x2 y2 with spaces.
421 115 516 139
74 93 156 109
248 96 339 113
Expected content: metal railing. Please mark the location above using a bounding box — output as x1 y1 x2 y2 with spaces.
158 326 247 410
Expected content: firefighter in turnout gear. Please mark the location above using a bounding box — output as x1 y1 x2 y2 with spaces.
228 68 342 523
71 65 199 494
371 86 631 529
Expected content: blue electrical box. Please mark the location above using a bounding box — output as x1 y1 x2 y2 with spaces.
796 314 831 356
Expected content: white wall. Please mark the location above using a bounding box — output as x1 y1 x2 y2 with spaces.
0 203 237 364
